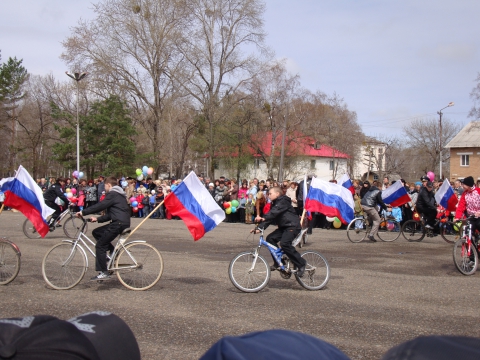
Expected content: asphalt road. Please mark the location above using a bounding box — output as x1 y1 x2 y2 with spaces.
1 211 479 359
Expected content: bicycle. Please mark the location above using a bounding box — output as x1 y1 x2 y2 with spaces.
41 217 163 290
453 217 479 275
346 214 401 243
228 228 330 292
0 237 21 285
401 215 460 243
23 204 87 239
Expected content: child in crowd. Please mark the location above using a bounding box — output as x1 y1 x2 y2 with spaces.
245 194 255 224
353 193 363 230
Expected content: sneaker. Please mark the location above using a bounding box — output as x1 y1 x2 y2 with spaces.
56 223 62 227
296 264 306 278
90 272 111 281
425 224 433 229
49 225 55 232
270 264 280 271
368 235 376 242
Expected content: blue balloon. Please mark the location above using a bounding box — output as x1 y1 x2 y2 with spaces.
142 166 148 173
64 193 68 197
231 206 237 213
132 201 138 207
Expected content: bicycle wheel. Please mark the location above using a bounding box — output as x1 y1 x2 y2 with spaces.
440 221 462 244
346 218 367 243
295 251 330 290
115 242 164 290
401 220 426 242
42 242 87 290
63 217 88 239
229 251 270 293
22 218 41 239
0 240 21 285
453 239 478 275
377 219 401 242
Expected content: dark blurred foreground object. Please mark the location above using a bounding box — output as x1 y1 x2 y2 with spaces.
0 311 140 360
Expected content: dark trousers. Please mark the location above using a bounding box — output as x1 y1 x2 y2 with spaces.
266 227 306 269
92 222 128 272
419 209 436 227
45 200 61 224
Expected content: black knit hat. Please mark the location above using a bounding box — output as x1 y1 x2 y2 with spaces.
462 176 475 187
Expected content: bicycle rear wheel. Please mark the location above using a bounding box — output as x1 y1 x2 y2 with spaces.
453 239 478 275
440 221 462 244
42 242 87 290
63 217 88 239
377 219 401 242
401 220 426 242
22 218 41 239
295 251 330 290
0 240 21 285
346 218 367 243
229 251 270 292
115 242 164 290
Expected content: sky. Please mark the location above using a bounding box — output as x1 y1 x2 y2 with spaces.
1 0 479 138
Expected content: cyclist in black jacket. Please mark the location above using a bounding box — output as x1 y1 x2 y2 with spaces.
77 176 131 281
43 178 68 230
252 186 307 277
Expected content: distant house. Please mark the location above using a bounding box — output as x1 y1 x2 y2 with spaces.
445 121 480 182
354 137 387 182
214 132 349 181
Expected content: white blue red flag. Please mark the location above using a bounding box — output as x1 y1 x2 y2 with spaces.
381 181 411 207
305 177 354 224
0 165 54 237
435 179 458 211
164 171 225 240
339 173 355 194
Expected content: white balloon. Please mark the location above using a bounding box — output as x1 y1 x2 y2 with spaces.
137 174 144 181
326 216 335 222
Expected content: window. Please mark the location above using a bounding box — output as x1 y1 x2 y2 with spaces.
329 160 334 170
373 174 379 180
254 159 260 168
310 160 316 169
461 155 469 167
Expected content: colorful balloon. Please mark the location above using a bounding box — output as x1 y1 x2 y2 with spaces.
136 169 142 176
71 188 77 195
427 171 435 182
326 216 335 222
333 218 342 228
129 197 136 203
223 202 231 209
132 201 138 207
133 207 138 212
137 174 144 181
231 200 239 208
66 188 71 193
147 168 153 175
225 207 232 214
66 192 73 198
72 171 79 178
231 206 237 213
142 165 148 173
78 172 84 179
386 221 395 231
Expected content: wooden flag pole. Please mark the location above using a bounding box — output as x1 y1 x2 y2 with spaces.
122 200 165 242
299 208 306 229
0 203 4 215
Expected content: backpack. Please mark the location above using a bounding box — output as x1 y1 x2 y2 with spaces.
142 195 150 206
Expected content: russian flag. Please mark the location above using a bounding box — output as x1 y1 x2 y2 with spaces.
381 181 410 207
164 171 225 240
1 165 55 237
435 179 458 212
339 173 355 195
305 177 354 224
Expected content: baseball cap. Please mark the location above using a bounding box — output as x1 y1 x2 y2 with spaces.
0 311 140 360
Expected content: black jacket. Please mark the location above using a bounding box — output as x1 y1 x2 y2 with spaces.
82 186 131 225
258 195 300 231
43 183 69 205
360 186 387 211
416 187 436 211
296 177 312 207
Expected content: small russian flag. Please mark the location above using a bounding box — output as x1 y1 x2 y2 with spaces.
339 173 355 195
434 179 458 212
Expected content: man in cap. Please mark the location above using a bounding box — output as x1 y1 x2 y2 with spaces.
416 180 437 230
455 176 480 240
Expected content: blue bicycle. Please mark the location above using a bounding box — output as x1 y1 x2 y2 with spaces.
228 228 330 292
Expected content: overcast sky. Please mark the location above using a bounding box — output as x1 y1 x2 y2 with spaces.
1 0 479 137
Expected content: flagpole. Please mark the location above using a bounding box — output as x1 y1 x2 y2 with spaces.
122 200 165 242
0 204 4 215
300 208 306 228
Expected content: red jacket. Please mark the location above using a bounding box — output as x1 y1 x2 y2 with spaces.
455 187 480 220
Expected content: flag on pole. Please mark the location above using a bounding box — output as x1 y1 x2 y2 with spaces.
164 171 225 240
339 173 355 194
435 179 458 211
381 181 411 207
305 177 354 224
0 165 54 237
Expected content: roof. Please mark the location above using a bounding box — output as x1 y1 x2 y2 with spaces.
445 121 480 148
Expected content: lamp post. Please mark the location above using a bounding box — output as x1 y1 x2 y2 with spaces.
65 71 88 174
437 102 454 180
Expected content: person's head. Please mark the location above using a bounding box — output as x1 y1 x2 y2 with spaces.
426 181 434 191
104 176 118 192
267 186 282 201
290 182 296 188
363 180 370 189
383 176 389 184
209 183 214 189
230 179 236 185
454 180 462 188
40 177 46 184
219 180 225 187
253 178 258 185
354 193 359 200
462 176 475 190
215 179 220 186
241 180 248 188
80 179 87 186
65 178 71 184
88 179 94 186
421 175 429 186
248 194 253 200
57 177 66 186
72 178 78 184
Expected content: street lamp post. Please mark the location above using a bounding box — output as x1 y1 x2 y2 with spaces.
65 71 88 174
437 102 454 180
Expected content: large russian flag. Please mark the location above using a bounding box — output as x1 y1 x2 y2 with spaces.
381 181 410 207
339 173 355 195
305 177 354 224
164 171 225 240
435 179 458 211
1 165 55 237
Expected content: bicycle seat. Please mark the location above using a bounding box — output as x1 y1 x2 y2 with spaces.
121 228 131 236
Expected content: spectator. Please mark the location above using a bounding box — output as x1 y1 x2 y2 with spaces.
85 179 98 209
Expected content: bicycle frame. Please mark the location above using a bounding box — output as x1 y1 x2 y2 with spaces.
249 231 287 273
461 221 477 259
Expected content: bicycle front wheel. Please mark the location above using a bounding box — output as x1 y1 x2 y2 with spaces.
229 252 270 293
115 242 164 290
22 218 41 239
63 217 88 239
295 251 330 290
377 219 401 242
401 220 426 242
453 239 478 275
440 221 462 244
42 242 87 290
0 240 21 285
346 218 367 243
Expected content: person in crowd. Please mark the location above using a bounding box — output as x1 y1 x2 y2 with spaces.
208 182 215 197
247 179 258 199
245 194 255 224
64 178 73 191
77 179 87 212
97 175 105 197
38 177 48 192
214 180 228 206
48 177 56 188
286 181 298 214
255 191 267 219
360 180 389 242
382 176 389 190
454 179 464 198
353 193 363 231
416 181 437 230
142 189 151 217
360 180 370 199
85 179 98 208
136 189 146 218
455 176 480 240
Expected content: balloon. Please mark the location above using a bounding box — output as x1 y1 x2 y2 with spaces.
78 172 84 179
333 219 342 229
71 188 77 195
427 171 435 182
66 188 71 193
129 197 136 203
142 166 148 173
386 221 395 231
64 193 68 197
72 171 79 178
231 200 239 208
225 207 232 214
136 169 142 176
231 206 237 213
223 202 231 209
133 207 138 212
132 201 138 207
121 181 128 188
326 216 335 222
137 174 144 181
66 192 73 198
147 168 153 175
70 197 78 203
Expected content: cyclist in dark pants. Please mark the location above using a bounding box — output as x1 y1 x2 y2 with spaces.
252 186 307 277
77 176 131 281
43 178 68 230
